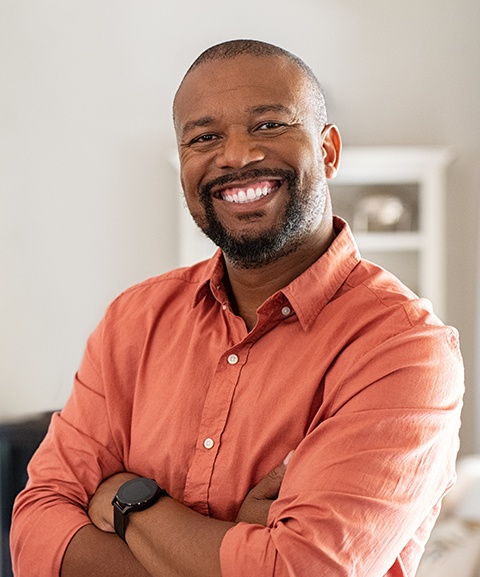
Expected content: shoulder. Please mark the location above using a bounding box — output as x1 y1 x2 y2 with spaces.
113 260 209 308
342 258 443 326
329 258 463 370
94 259 215 337
321 260 464 413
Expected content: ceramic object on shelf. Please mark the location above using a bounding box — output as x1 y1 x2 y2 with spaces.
353 193 412 233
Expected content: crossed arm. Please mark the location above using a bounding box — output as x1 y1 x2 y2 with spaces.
12 321 464 577
60 457 291 577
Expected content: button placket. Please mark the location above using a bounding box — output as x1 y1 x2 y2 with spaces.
183 346 246 510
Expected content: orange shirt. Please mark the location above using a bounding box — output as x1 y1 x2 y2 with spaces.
11 218 464 577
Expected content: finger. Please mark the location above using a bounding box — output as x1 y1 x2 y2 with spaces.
250 451 294 500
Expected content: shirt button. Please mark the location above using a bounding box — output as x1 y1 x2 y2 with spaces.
281 306 291 316
203 438 215 449
222 304 227 311
227 354 239 365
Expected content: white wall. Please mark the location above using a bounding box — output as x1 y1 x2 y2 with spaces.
1 0 479 452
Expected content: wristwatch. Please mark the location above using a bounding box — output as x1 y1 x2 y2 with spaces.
112 477 167 542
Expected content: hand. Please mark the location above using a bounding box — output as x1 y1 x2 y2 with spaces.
235 451 294 526
88 472 139 533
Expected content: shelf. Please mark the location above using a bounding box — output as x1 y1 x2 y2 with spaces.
354 232 424 252
335 146 453 184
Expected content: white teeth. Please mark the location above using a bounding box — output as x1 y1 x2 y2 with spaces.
222 185 274 204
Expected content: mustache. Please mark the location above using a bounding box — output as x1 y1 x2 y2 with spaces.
200 168 296 200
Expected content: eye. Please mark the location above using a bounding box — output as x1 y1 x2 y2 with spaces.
190 133 219 144
257 121 285 131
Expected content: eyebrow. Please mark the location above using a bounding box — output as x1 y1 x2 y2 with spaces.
179 104 294 137
248 104 293 116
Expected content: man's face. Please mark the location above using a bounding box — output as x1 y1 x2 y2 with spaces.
174 55 331 268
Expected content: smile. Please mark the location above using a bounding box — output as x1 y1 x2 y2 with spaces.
220 180 281 204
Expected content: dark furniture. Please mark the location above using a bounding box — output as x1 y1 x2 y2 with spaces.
0 412 53 577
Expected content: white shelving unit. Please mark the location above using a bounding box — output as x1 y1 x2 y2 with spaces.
331 146 453 318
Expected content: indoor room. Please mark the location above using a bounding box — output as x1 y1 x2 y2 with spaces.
1 1 479 575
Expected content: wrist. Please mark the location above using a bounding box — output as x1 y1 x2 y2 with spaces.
112 477 168 542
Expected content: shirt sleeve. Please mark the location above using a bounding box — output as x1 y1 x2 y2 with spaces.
10 317 125 577
219 324 464 577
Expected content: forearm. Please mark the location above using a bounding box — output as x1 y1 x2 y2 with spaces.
82 459 286 577
124 497 234 577
63 499 234 577
61 525 152 577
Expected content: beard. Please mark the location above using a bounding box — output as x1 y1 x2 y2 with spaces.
191 167 327 269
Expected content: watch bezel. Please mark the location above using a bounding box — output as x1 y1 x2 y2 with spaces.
116 477 162 507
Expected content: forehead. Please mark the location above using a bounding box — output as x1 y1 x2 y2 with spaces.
174 55 311 130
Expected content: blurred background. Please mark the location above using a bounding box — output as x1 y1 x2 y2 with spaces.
1 0 479 456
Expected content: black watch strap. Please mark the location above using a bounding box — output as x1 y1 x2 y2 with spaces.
113 502 129 542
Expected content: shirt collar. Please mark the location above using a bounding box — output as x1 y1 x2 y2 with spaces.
281 217 361 330
193 249 226 307
193 217 361 330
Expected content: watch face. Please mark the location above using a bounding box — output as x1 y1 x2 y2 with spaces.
117 478 160 506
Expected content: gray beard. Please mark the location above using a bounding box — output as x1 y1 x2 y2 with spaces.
193 167 326 269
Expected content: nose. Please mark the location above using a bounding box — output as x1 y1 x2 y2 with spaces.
215 130 265 169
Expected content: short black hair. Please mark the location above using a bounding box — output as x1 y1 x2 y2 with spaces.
175 39 328 128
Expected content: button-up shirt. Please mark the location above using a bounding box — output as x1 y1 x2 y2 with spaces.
11 217 464 577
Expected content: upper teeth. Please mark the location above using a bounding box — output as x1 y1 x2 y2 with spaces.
222 185 273 204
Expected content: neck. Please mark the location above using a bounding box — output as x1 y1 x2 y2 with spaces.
224 216 335 331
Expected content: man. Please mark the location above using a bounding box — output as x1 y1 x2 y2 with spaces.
11 39 464 577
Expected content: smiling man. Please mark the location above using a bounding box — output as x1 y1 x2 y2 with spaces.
11 40 463 577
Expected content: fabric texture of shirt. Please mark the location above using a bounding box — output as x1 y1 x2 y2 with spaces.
11 217 464 577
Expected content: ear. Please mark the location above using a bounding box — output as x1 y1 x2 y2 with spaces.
321 124 342 179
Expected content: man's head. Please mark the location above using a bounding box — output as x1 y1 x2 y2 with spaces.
174 39 328 131
173 39 341 269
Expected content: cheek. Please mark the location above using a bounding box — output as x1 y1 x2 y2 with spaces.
182 193 210 232
181 183 204 223
179 165 211 228
179 162 200 203
179 150 210 195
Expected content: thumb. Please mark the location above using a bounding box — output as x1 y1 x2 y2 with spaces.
250 451 294 500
